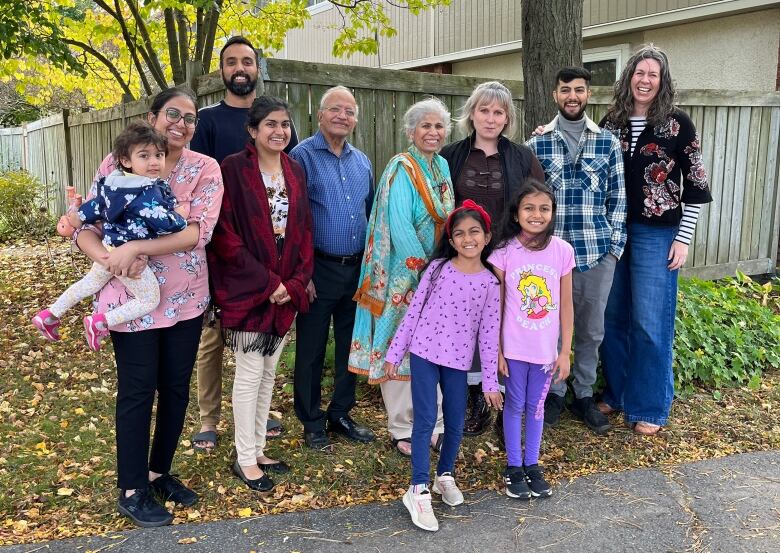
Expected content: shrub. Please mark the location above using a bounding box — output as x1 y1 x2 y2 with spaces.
675 272 780 395
0 170 56 241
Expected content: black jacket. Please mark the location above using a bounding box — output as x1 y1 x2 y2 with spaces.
439 133 544 207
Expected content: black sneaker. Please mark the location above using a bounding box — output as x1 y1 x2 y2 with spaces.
543 394 566 427
503 466 531 499
117 487 174 528
524 464 552 498
568 396 611 435
150 473 198 506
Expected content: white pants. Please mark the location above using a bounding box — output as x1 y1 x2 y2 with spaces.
50 262 159 327
232 333 289 466
380 378 443 440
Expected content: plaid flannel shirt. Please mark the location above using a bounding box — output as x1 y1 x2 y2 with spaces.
526 114 627 272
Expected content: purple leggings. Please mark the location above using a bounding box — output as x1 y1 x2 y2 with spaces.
503 359 552 467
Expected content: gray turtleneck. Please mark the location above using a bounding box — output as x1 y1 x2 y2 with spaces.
556 116 587 160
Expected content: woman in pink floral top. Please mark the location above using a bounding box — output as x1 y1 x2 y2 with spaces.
75 88 223 527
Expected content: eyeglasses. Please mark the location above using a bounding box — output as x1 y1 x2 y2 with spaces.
324 106 357 118
161 108 198 127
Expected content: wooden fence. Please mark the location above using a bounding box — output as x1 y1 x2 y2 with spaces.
0 58 778 280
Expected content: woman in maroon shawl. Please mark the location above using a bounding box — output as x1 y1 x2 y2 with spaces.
208 96 313 491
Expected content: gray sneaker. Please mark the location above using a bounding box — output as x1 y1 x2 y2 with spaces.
432 472 464 506
403 485 439 531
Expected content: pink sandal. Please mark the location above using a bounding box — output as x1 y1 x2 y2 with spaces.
32 309 61 341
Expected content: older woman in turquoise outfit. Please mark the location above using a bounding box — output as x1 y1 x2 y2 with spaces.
349 98 454 457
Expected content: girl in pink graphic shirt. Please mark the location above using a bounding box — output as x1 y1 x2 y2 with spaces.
489 179 574 500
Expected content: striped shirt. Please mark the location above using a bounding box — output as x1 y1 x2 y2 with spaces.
289 131 373 256
627 116 701 246
526 114 627 272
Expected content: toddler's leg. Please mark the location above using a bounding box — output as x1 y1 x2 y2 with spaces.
523 363 553 466
49 262 113 318
503 359 530 467
109 267 160 327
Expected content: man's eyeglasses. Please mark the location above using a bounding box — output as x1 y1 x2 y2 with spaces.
161 108 198 127
324 106 357 118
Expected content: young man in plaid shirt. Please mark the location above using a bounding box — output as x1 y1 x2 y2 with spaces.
526 67 627 435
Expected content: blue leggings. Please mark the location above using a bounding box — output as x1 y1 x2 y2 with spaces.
503 359 552 467
410 353 468 485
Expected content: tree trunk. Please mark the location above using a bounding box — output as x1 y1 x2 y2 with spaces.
521 0 583 139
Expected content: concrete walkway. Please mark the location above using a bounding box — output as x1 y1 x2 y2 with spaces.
5 451 779 553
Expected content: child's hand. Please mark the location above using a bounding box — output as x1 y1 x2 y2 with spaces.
174 202 190 219
552 352 571 384
383 361 398 380
484 391 503 410
498 353 509 377
67 210 82 230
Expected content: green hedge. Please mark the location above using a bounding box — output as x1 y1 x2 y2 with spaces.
0 170 56 241
675 272 780 395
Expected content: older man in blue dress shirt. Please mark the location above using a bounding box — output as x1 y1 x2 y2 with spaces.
290 86 375 450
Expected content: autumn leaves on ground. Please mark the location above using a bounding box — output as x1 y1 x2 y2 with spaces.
2 241 780 545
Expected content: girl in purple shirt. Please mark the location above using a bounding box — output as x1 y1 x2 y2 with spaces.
384 200 502 532
489 180 574 500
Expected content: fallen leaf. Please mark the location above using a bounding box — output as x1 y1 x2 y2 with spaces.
57 487 74 496
238 507 252 517
177 537 198 544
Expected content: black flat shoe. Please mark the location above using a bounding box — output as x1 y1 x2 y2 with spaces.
304 429 332 451
258 460 291 474
232 460 274 492
117 487 173 528
327 415 375 443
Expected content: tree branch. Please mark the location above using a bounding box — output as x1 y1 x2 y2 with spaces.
123 0 168 89
164 9 183 84
64 39 134 99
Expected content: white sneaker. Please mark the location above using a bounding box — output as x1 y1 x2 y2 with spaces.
432 472 464 506
403 485 439 531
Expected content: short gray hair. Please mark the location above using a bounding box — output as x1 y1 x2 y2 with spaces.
319 85 359 117
403 97 451 139
456 81 517 139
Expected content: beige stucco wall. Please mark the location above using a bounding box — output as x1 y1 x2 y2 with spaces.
451 52 523 80
450 9 779 91
642 9 779 91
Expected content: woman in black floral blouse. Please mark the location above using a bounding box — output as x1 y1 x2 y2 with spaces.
598 44 712 435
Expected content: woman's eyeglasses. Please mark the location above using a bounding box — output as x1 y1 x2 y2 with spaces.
161 108 198 127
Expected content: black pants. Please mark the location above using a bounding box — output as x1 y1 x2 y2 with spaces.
111 314 203 490
294 257 360 432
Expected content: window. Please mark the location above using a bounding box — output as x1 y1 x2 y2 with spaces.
307 0 331 14
584 59 618 87
583 45 629 87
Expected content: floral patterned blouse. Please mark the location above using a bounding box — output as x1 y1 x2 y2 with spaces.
86 150 223 332
601 109 712 225
261 170 289 234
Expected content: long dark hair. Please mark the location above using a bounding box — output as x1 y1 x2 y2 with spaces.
604 44 676 128
149 86 198 115
495 179 557 251
424 206 496 284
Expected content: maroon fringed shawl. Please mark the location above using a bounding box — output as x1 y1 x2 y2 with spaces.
208 143 313 353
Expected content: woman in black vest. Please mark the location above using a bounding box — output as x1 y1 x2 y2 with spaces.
440 81 544 437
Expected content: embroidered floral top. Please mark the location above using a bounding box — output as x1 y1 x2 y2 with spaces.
85 150 223 332
600 109 712 225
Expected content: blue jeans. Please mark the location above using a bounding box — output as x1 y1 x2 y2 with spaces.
601 223 678 426
410 353 468 485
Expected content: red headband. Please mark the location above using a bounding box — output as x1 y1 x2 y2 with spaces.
446 199 492 237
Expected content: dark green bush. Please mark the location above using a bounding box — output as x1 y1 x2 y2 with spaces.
0 170 56 241
675 272 780 395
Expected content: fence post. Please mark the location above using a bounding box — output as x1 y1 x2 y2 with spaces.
62 109 74 188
